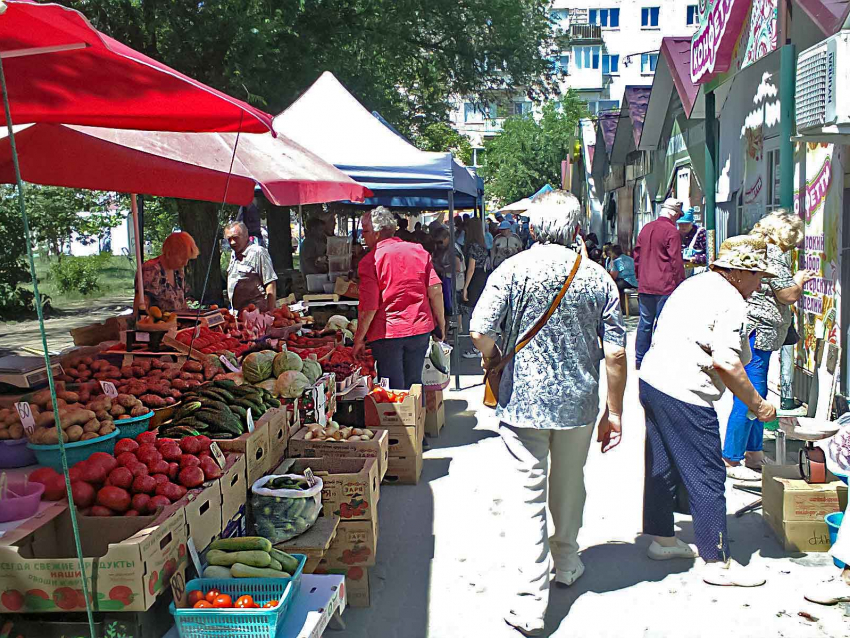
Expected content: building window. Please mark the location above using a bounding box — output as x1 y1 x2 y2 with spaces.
589 8 620 28
463 103 476 122
602 54 620 75
599 99 620 112
641 53 659 74
641 7 660 28
575 46 601 70
554 54 570 74
513 102 532 116
686 5 699 27
550 9 568 23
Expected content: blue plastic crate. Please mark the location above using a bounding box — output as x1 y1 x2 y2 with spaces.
114 409 154 439
27 430 118 471
170 554 306 638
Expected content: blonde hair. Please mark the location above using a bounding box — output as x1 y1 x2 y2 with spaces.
750 209 804 252
161 232 199 270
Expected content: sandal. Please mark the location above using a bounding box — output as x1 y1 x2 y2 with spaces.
647 539 697 561
804 577 850 605
725 465 762 481
702 560 766 587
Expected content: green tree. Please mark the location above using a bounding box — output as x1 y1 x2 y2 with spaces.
415 123 474 166
480 95 586 205
0 186 34 318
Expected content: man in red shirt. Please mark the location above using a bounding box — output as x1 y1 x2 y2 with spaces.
353 207 446 389
633 198 686 368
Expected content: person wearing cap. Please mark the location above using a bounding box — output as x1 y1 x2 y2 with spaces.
722 211 816 480
491 220 523 269
677 208 707 275
633 198 686 368
639 235 777 587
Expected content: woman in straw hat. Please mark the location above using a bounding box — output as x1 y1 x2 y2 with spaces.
135 231 200 313
639 235 777 587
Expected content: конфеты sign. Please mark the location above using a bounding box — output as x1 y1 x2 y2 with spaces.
690 0 751 84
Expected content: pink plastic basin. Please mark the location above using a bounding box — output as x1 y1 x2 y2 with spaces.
0 480 44 522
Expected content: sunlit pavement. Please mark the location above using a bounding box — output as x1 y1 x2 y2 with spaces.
340 330 849 638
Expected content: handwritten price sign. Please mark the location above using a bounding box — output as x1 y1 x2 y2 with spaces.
13 402 35 436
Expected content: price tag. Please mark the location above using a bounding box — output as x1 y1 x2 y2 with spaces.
169 570 187 608
14 402 35 436
186 538 203 577
304 467 316 487
209 442 226 469
379 377 390 389
219 355 240 373
246 408 255 433
99 381 118 398
135 331 150 343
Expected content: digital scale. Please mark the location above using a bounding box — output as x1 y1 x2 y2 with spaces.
0 355 64 390
175 309 225 328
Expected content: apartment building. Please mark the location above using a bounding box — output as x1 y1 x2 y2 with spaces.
450 0 698 161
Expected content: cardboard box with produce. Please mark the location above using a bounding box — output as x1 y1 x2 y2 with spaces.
364 385 424 428
279 458 380 522
318 518 378 569
288 426 389 481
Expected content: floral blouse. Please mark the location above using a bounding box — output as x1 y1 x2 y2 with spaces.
140 256 187 311
465 242 488 272
744 243 797 352
680 225 707 265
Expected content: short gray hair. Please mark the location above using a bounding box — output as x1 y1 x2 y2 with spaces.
224 221 248 236
369 206 398 233
527 190 582 246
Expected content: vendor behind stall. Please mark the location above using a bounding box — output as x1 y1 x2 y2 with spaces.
225 221 278 311
135 231 199 313
299 216 329 275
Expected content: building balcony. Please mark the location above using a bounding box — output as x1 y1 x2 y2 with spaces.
483 118 505 133
568 23 602 43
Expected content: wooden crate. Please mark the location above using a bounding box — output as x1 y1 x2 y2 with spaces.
276 515 340 574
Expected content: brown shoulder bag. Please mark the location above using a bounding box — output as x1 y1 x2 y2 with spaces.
483 254 582 409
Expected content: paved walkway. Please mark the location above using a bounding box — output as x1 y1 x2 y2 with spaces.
341 333 849 638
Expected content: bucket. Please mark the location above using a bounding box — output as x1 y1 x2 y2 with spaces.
825 512 845 569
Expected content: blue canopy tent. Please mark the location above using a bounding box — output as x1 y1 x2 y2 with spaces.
274 72 481 388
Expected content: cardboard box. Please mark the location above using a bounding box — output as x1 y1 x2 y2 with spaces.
384 454 423 485
276 515 340 574
318 518 378 569
262 407 291 471
762 465 848 552
219 454 248 539
0 503 187 613
384 423 422 457
216 420 271 485
425 400 445 437
154 481 223 553
364 384 423 428
288 428 389 481
281 458 380 522
313 566 370 608
425 389 442 412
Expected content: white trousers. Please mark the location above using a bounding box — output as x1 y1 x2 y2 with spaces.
500 422 595 620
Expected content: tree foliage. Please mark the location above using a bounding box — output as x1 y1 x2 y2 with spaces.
480 95 586 206
0 187 34 317
415 123 474 166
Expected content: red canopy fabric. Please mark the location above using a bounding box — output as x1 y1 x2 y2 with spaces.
0 1 274 133
0 123 371 205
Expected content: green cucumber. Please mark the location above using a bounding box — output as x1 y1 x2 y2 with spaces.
208 537 272 553
203 565 233 579
206 549 271 568
269 549 300 574
230 563 290 578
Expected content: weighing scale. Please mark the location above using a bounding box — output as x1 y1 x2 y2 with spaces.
175 309 225 328
0 355 63 390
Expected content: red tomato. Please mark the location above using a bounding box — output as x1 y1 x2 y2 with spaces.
205 589 220 604
212 594 233 608
234 595 255 608
193 600 213 609
263 600 279 608
188 591 205 606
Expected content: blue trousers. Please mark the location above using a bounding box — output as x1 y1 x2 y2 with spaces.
641 381 729 561
723 333 772 462
635 293 670 366
368 332 431 390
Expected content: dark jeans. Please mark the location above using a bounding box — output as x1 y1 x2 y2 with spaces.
369 332 431 390
640 381 728 561
616 278 636 293
635 293 670 366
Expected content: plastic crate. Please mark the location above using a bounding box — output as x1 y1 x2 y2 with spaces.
170 554 306 638
115 409 154 439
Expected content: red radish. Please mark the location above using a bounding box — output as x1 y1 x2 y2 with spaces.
178 466 204 489
29 467 59 486
160 445 182 462
199 457 222 480
67 466 83 482
136 446 161 466
131 475 156 495
43 474 67 501
116 452 138 467
148 460 170 475
114 439 139 456
70 481 96 508
149 495 171 511
131 493 151 514
79 463 107 485
195 435 212 453
179 454 201 469
136 432 156 446
151 474 169 487
128 463 149 478
90 506 114 517
107 467 133 490
124 510 140 517
155 482 184 502
167 462 180 481
88 452 118 475
97 486 131 513
179 437 202 455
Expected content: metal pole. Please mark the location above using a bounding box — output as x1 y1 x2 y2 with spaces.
448 191 460 391
779 44 796 209
131 194 145 315
704 91 717 262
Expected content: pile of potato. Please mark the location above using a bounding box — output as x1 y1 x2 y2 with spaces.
303 421 375 442
0 409 25 440
10 389 117 445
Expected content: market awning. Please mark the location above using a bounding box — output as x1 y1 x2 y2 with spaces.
0 1 274 133
610 87 651 165
0 123 371 206
794 0 850 37
274 72 477 206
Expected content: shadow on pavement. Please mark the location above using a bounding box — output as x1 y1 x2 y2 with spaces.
675 513 789 565
427 397 498 450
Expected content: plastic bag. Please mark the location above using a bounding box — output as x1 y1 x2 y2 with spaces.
250 474 323 542
428 337 451 374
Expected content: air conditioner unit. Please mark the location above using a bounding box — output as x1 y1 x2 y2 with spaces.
796 31 850 135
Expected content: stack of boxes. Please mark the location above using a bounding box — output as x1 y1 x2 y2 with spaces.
424 388 445 437
365 384 425 485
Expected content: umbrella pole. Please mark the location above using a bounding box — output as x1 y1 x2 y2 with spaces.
448 191 460 391
131 194 145 315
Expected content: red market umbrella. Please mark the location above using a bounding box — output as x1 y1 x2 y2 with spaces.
0 1 274 133
0 123 372 206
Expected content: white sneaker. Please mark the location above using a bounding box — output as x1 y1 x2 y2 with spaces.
804 576 850 605
647 538 698 561
702 560 766 587
461 348 480 359
726 465 762 481
554 556 585 586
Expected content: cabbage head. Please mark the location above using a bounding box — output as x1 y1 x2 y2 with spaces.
326 315 349 331
275 370 311 399
273 350 303 377
242 350 275 384
301 357 322 385
256 379 278 394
